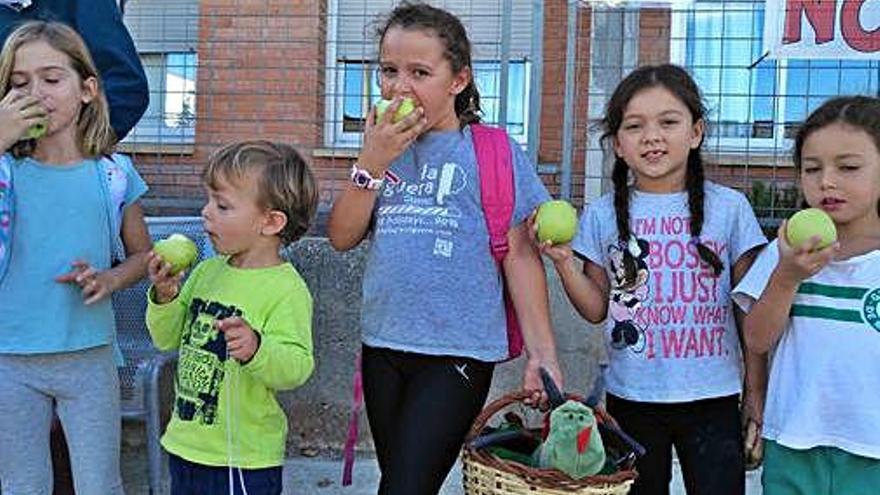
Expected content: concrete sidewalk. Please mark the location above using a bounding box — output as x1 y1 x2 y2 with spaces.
286 457 761 495
284 456 464 495
120 447 463 494
121 446 763 494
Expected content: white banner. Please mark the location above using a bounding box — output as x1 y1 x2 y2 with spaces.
764 0 880 59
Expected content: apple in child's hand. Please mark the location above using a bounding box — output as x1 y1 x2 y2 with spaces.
26 121 47 140
536 200 578 244
153 234 198 274
375 97 416 123
786 208 837 249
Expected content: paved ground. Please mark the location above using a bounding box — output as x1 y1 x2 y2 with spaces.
121 446 763 495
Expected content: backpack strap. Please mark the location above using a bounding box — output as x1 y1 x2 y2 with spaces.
471 124 524 360
471 124 514 262
341 351 364 486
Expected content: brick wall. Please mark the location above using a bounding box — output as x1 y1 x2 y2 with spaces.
639 9 670 65
539 1 592 204
136 0 327 215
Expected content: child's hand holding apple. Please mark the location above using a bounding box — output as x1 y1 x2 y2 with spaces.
0 90 47 149
531 200 579 267
148 234 198 303
776 209 839 284
358 97 426 180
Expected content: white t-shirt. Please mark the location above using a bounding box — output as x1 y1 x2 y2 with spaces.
573 182 766 402
733 242 880 459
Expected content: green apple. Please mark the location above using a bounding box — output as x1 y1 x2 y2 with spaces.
536 200 578 244
26 121 47 140
153 233 198 274
786 208 837 249
375 97 416 123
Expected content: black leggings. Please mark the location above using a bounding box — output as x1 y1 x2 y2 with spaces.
361 344 494 495
606 393 745 495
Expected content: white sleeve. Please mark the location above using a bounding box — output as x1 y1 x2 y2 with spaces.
731 240 780 312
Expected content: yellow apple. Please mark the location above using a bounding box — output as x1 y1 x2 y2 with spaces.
536 200 578 244
26 121 46 140
375 97 416 123
153 234 198 274
786 208 837 249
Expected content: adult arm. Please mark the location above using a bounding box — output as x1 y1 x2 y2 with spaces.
75 0 148 140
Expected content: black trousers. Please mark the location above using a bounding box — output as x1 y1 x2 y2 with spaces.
361 344 494 495
606 393 745 495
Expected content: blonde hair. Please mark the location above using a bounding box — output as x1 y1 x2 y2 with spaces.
203 140 318 245
0 21 115 159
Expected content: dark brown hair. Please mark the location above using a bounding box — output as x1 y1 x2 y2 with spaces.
602 64 723 283
377 1 481 129
794 95 880 217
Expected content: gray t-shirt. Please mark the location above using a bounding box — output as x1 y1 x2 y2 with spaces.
572 182 766 402
361 126 550 361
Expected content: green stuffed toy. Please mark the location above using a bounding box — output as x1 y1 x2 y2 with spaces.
533 400 606 479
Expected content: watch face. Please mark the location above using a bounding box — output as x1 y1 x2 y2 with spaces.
351 165 381 189
353 172 368 187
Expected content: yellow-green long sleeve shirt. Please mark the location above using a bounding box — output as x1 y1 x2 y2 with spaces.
146 256 314 468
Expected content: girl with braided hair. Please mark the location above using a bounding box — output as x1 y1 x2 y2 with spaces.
536 64 767 494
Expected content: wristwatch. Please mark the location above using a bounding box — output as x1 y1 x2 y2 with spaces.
350 163 384 190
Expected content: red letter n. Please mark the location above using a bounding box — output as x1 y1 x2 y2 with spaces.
783 0 837 45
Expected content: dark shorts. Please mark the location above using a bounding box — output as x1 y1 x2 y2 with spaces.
606 393 745 495
169 454 283 495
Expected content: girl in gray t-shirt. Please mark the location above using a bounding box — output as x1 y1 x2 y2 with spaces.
537 64 767 495
327 4 562 493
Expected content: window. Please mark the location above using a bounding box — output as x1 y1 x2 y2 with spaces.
337 61 378 136
122 0 199 145
124 52 197 144
672 1 879 151
473 61 529 138
331 59 530 146
782 60 879 137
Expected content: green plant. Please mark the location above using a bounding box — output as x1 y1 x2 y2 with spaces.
749 180 802 238
749 180 800 219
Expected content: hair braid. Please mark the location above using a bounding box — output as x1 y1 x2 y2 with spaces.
686 152 723 276
612 157 643 285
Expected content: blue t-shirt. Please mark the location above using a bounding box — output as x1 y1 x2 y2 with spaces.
0 156 147 353
361 126 550 361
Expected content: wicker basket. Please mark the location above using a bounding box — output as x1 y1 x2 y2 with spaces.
461 391 637 495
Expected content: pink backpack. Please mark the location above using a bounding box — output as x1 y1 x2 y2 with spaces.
342 123 522 485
